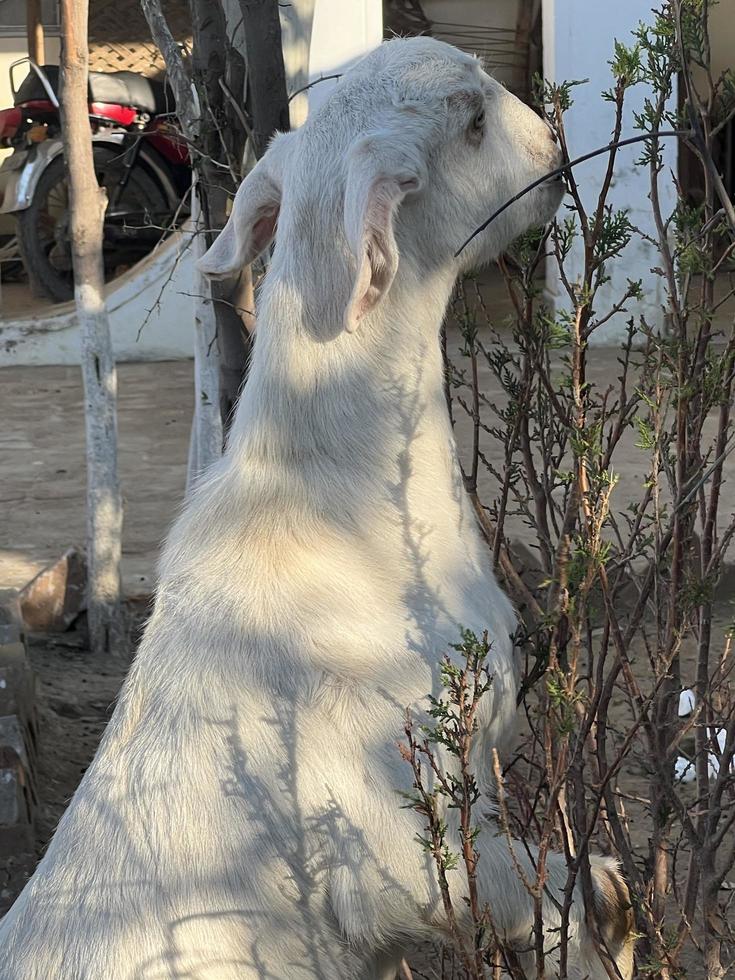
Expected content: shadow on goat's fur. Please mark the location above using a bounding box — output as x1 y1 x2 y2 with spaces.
0 35 634 980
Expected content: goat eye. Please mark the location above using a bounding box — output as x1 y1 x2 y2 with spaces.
472 109 486 131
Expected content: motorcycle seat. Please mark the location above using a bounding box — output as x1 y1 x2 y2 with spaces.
14 66 173 116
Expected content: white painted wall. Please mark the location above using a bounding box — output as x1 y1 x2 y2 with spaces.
422 0 521 92
304 0 383 113
0 229 196 365
542 0 677 344
708 2 735 80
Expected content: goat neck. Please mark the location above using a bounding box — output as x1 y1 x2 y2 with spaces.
226 243 461 512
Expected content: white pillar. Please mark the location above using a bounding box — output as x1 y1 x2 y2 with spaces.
307 0 383 112
543 0 677 345
280 0 383 126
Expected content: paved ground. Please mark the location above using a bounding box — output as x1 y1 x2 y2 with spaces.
2 273 734 600
0 359 192 601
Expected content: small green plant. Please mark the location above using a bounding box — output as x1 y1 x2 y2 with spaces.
400 630 527 979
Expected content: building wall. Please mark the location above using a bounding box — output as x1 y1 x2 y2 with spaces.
709 2 735 80
422 0 523 93
543 0 678 345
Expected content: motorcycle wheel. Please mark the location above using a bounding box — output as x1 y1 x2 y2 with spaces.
15 146 171 304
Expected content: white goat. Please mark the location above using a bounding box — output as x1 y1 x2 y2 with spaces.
0 38 634 979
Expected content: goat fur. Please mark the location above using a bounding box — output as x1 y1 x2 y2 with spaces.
0 38 634 980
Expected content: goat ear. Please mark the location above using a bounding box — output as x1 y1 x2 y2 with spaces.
342 136 424 332
197 134 291 280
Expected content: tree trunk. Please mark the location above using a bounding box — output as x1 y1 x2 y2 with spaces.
238 0 291 158
189 0 259 434
140 0 199 140
142 0 289 464
139 0 220 484
192 0 290 428
59 0 124 654
189 182 224 481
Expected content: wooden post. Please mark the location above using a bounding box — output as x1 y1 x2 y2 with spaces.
26 0 45 65
59 0 124 654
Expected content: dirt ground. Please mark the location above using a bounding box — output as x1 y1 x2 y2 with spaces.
6 599 733 975
0 611 148 915
0 358 193 602
26 629 125 850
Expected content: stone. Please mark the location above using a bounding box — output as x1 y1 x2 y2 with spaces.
18 547 87 632
508 539 546 592
0 601 18 626
0 743 33 826
0 639 38 869
0 713 37 813
0 717 30 772
0 642 36 737
0 717 38 872
0 599 21 646
0 625 20 646
47 697 83 720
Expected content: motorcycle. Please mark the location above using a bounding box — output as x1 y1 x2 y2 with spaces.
0 60 191 303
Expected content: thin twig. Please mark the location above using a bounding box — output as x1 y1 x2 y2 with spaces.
455 130 690 257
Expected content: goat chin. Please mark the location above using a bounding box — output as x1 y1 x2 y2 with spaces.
0 36 633 980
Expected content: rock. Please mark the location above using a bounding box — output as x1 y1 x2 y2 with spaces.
0 625 20 646
18 548 87 632
679 688 695 717
0 720 31 786
504 539 546 596
675 754 695 783
0 635 38 881
0 722 37 856
0 600 21 645
674 729 733 783
0 601 18 625
47 697 84 719
0 641 36 740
